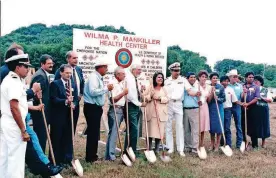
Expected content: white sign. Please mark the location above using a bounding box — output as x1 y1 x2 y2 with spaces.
73 28 167 85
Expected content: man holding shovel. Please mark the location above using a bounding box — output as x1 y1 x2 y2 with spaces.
124 64 146 158
226 69 244 150
105 66 128 161
183 72 202 154
83 59 113 163
49 64 78 166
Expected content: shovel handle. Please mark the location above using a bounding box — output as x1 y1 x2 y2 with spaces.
213 91 227 146
142 95 150 151
198 84 201 148
39 98 56 166
153 100 165 152
244 93 248 140
69 80 75 159
124 81 131 148
110 92 124 153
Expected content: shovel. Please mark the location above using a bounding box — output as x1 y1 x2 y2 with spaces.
241 93 249 152
110 92 132 166
39 99 63 178
197 85 207 159
124 81 136 162
69 80 84 177
153 100 171 162
214 92 233 157
143 97 157 163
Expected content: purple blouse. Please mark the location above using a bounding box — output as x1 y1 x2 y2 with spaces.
242 83 260 103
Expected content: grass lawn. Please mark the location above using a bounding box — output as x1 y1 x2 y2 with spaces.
26 104 276 178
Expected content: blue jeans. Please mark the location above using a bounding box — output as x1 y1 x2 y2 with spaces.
25 113 50 165
231 104 243 148
105 107 124 160
224 108 232 147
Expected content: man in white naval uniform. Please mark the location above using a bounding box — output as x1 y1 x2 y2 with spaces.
0 54 32 178
164 62 200 157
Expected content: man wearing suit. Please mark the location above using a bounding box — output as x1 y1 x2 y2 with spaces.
30 54 54 152
50 64 78 166
55 51 84 132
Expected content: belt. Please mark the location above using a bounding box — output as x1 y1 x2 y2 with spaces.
184 107 198 110
114 105 124 109
170 99 181 102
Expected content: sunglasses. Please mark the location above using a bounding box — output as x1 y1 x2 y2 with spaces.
172 69 180 72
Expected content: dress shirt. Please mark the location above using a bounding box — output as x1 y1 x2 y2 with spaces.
165 76 192 101
125 69 141 107
83 71 108 106
223 86 238 108
109 78 125 106
228 82 243 101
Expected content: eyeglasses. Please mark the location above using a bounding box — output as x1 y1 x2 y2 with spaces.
172 70 180 72
22 65 30 69
233 76 238 78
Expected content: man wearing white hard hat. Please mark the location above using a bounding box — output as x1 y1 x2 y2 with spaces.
164 62 201 157
226 69 244 149
0 53 32 177
83 59 114 163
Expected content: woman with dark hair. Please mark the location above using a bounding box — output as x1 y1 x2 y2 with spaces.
144 72 168 153
207 72 226 151
241 71 260 149
197 70 211 148
254 75 272 148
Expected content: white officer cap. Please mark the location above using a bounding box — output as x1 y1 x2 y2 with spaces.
5 54 32 67
168 62 181 70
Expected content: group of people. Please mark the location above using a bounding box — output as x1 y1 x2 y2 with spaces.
0 42 273 178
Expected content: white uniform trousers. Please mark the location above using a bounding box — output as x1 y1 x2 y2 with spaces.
166 100 184 152
0 117 27 178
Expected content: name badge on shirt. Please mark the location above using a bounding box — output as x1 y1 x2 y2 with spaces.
178 82 183 84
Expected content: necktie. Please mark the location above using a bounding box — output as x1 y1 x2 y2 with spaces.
65 82 70 98
73 68 78 88
135 78 140 101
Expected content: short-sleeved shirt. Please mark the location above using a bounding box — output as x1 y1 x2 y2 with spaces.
165 76 192 101
109 78 125 106
1 71 28 124
228 82 243 101
242 83 260 103
183 82 199 108
223 86 238 108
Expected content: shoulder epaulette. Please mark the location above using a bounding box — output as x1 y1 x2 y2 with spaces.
11 74 18 78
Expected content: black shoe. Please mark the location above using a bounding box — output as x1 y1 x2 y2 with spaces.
47 164 63 176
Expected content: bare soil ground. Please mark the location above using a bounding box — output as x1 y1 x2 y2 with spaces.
26 103 276 178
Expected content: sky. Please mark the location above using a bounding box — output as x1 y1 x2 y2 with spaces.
2 0 276 67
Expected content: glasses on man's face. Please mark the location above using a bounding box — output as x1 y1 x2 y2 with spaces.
248 77 254 79
172 70 180 72
233 76 238 78
22 64 29 69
